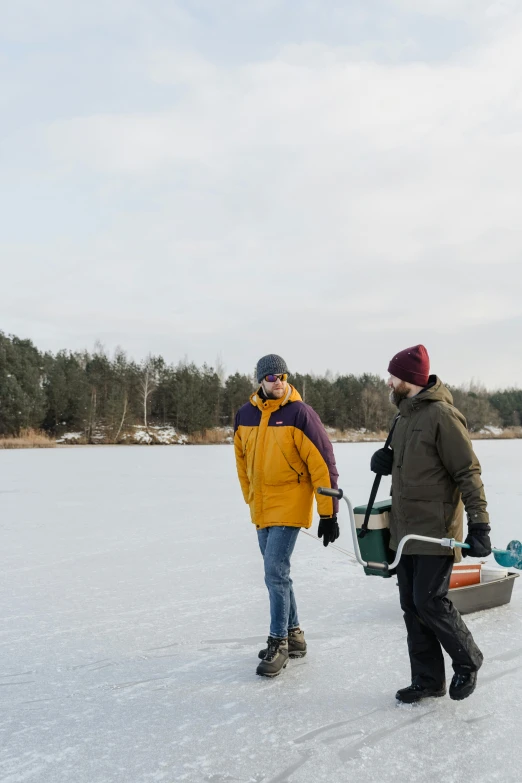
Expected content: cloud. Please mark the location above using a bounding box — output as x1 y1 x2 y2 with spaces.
392 0 517 21
3 2 522 385
45 23 522 277
1 0 193 42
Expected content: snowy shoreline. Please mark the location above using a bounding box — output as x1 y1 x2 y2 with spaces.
53 431 522 446
2 424 520 449
53 423 522 446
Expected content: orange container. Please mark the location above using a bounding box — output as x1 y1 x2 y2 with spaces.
450 565 481 589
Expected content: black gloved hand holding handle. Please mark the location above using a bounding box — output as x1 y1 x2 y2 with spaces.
318 515 339 548
462 523 492 558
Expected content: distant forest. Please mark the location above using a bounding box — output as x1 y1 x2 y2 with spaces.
0 331 521 439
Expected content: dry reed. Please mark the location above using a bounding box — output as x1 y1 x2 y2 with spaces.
471 427 522 440
187 429 232 444
0 428 57 449
326 429 389 443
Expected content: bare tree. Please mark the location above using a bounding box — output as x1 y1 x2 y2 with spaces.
361 387 380 432
114 391 128 442
215 353 226 385
87 387 97 442
140 356 157 429
93 339 107 358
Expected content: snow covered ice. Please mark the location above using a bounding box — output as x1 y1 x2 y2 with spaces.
1 441 521 783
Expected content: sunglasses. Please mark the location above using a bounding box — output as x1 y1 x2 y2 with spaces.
264 373 287 383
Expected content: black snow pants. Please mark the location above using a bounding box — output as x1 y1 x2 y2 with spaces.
396 554 483 689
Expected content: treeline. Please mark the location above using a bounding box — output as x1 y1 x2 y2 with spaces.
0 331 520 439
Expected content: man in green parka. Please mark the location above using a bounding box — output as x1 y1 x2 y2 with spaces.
371 345 491 703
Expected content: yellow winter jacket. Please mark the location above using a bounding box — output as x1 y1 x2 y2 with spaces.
233 384 339 529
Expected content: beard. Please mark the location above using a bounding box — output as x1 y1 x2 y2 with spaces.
389 382 410 407
261 381 285 400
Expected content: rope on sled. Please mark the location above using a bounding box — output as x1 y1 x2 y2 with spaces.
301 529 359 563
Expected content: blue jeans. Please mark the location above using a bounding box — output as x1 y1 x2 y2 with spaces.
257 526 300 638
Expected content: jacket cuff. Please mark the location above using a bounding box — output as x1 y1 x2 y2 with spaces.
467 516 490 529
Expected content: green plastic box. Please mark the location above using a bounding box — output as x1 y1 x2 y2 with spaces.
353 499 395 577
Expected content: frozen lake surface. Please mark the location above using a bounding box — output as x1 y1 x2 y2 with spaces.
1 441 521 783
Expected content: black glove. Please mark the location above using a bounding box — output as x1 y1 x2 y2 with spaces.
462 524 492 558
370 447 394 476
318 515 339 547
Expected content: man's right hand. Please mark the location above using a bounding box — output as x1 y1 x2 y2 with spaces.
318 516 339 547
370 447 394 475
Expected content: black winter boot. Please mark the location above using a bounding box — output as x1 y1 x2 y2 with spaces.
396 678 446 704
449 669 478 701
256 637 289 677
258 627 306 660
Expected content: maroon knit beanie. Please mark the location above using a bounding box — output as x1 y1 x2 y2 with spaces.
388 345 430 386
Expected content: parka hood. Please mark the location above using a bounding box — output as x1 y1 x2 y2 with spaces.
399 375 453 414
250 383 301 412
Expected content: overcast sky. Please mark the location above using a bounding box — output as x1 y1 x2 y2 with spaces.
2 0 522 388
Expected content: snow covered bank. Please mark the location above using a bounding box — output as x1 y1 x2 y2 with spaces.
51 424 522 447
475 425 522 439
56 425 231 445
48 425 522 446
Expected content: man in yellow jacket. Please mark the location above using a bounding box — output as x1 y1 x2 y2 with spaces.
234 354 340 677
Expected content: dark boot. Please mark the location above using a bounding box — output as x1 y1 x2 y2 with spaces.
256 637 289 677
449 669 478 701
258 627 306 660
396 678 446 704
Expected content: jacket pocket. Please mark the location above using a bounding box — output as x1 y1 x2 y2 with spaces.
243 429 257 482
401 499 445 538
401 484 453 502
263 432 309 486
443 502 454 531
400 486 446 538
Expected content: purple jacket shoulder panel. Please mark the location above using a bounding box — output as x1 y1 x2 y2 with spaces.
267 401 299 426
234 402 261 432
293 403 339 512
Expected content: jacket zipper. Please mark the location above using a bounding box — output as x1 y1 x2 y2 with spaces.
396 408 418 523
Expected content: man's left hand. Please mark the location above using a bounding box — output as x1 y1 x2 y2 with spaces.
318 516 339 547
462 524 492 558
370 447 394 476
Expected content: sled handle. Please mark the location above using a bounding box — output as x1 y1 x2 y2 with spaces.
445 540 470 550
317 487 343 499
444 539 510 555
365 560 389 571
318 487 521 570
318 488 370 569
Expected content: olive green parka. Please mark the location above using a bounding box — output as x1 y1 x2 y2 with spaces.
389 376 489 560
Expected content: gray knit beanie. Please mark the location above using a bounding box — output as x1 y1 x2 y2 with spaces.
256 354 289 383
